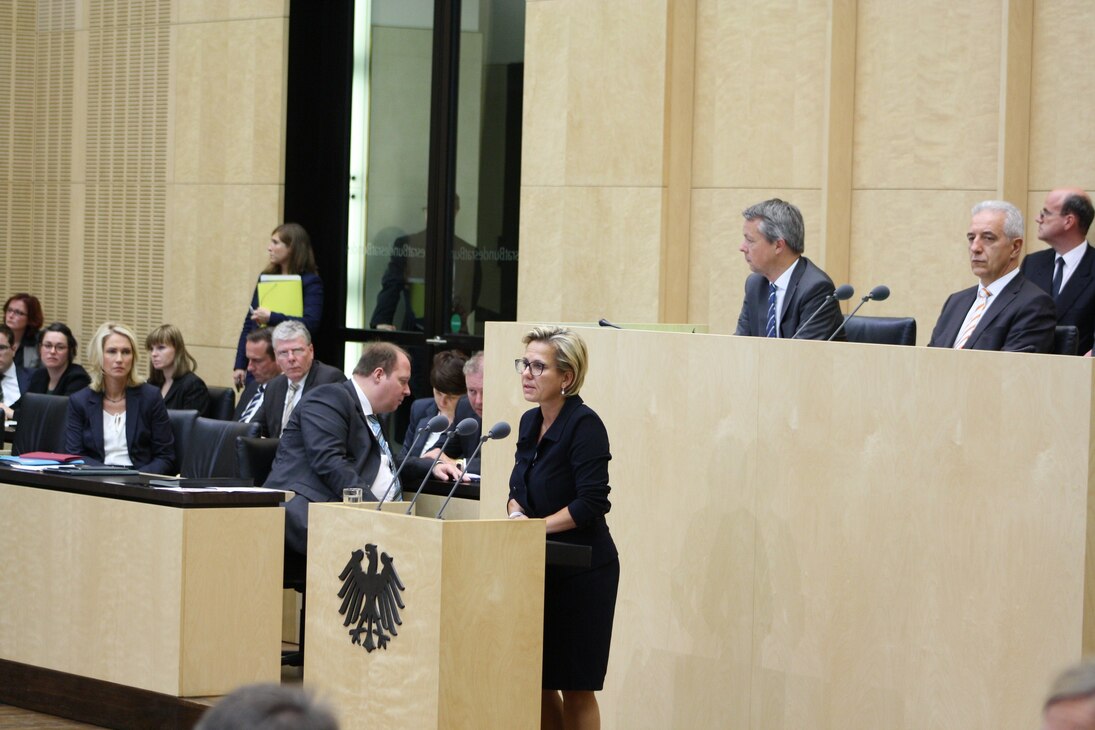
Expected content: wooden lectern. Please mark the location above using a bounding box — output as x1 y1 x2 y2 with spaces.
304 503 545 730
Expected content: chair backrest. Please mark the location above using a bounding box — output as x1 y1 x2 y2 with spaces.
236 436 280 486
167 409 200 474
843 316 917 346
181 417 260 478
11 393 70 456
203 386 235 421
1054 325 1079 356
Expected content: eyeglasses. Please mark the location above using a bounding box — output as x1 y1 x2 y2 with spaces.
41 342 68 351
514 358 548 376
5 308 26 317
275 347 307 359
1040 208 1070 219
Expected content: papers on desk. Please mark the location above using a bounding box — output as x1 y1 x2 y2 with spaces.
147 477 288 496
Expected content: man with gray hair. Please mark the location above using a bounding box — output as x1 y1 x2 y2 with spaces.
254 320 345 437
928 200 1056 352
734 198 845 340
1042 660 1095 729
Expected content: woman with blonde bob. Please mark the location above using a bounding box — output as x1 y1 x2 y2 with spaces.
64 322 175 474
507 326 619 730
146 324 209 413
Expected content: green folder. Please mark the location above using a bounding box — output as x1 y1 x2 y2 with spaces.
257 274 303 317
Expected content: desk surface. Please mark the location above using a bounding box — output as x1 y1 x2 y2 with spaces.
0 464 284 508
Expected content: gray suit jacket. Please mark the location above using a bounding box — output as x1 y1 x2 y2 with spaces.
927 273 1056 352
734 256 846 340
264 379 382 555
253 360 346 437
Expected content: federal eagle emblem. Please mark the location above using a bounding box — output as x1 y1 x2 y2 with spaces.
337 543 406 652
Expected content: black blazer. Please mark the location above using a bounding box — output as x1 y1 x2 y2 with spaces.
161 371 209 413
233 272 324 370
254 360 346 438
1020 244 1095 354
3 363 32 407
734 256 846 340
264 379 383 555
26 363 91 397
233 379 265 421
927 273 1056 353
64 384 176 474
509 395 616 568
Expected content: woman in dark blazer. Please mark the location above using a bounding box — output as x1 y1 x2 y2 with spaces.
146 324 209 413
65 322 175 474
508 326 618 730
232 223 323 389
26 322 90 396
4 292 44 371
398 349 468 462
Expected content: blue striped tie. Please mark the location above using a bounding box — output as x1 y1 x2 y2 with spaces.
367 414 401 499
238 383 265 423
766 283 778 337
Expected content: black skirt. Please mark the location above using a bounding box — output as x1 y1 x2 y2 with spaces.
542 557 620 691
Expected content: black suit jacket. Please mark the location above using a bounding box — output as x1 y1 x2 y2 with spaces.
161 371 209 413
233 379 265 421
264 379 382 555
64 384 176 474
927 273 1056 352
1020 244 1095 354
254 360 346 437
25 363 91 398
3 362 33 408
735 256 846 340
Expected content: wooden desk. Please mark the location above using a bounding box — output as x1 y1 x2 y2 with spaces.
0 466 285 725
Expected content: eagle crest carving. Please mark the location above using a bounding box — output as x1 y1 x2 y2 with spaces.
337 543 406 652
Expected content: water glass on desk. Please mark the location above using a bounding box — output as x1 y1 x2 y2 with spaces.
343 487 363 504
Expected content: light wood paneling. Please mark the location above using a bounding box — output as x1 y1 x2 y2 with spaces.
0 484 283 697
304 506 544 730
1028 0 1095 190
177 0 288 24
692 0 827 190
852 0 1000 190
518 186 664 324
849 190 991 346
482 322 1091 730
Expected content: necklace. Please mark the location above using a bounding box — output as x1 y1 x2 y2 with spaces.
104 393 126 404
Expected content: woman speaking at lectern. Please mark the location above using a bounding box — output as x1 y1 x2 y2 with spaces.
507 326 619 730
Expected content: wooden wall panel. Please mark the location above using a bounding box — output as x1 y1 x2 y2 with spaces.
692 0 827 190
852 0 1000 190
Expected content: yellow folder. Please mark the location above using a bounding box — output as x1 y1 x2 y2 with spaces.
257 275 303 317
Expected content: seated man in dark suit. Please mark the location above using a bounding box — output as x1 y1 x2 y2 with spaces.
264 342 463 566
928 200 1056 352
233 328 282 422
734 198 845 340
253 320 345 437
1019 188 1095 354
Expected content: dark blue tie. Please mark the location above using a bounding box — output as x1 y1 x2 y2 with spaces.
765 283 778 337
1052 256 1064 300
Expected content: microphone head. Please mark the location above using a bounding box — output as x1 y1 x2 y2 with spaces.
869 285 891 301
834 284 855 301
598 318 622 329
488 421 511 440
455 417 480 436
426 414 449 433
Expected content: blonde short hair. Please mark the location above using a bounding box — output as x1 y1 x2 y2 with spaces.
88 322 144 392
522 326 589 396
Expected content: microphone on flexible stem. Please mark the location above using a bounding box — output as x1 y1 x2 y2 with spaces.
827 285 891 341
435 422 511 519
376 414 449 509
405 417 480 515
598 318 622 329
791 284 855 339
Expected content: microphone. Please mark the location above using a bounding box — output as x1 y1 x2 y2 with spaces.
376 414 449 509
791 284 854 339
827 284 891 341
598 318 622 329
435 422 511 519
405 417 479 514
